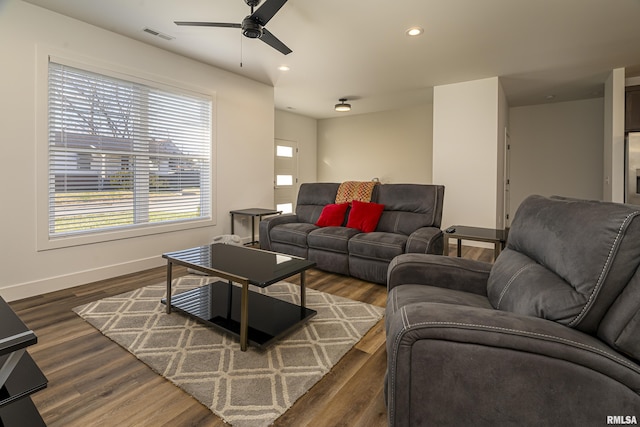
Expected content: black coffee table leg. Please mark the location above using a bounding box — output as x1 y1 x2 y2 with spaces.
166 261 173 314
226 280 233 319
240 282 249 351
300 271 306 308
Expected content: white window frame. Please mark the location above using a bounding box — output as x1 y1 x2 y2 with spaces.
36 49 216 251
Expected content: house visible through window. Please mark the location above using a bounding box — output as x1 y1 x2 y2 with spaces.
47 60 213 239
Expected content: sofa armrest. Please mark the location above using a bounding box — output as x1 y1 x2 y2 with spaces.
406 226 444 255
259 213 300 250
387 253 491 296
386 300 640 426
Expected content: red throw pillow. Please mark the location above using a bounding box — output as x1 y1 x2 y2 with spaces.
315 203 349 227
346 200 385 232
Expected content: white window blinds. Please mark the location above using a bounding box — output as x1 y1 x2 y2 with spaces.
47 60 212 238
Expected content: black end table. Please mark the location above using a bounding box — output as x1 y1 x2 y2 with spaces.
443 225 508 261
230 208 282 245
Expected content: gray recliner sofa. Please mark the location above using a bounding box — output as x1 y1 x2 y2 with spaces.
385 195 640 426
259 182 445 284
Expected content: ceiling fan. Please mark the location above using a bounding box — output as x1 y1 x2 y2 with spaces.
175 0 292 55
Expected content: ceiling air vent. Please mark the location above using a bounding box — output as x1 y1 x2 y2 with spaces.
143 27 174 41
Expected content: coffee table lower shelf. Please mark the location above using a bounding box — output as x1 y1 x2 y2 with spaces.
161 281 317 348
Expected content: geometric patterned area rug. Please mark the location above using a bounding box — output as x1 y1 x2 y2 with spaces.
73 275 384 427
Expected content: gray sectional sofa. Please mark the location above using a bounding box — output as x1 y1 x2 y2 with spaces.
259 182 445 284
385 195 640 425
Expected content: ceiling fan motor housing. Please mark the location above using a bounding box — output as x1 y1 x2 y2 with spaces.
244 0 261 7
242 16 263 38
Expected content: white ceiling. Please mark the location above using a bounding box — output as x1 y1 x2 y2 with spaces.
22 0 640 119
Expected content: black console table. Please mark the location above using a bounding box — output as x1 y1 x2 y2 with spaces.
0 296 47 426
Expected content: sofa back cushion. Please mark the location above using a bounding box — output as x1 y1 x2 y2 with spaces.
375 184 444 235
487 195 640 337
295 183 340 224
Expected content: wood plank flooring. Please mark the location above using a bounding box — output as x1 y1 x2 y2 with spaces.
9 244 491 427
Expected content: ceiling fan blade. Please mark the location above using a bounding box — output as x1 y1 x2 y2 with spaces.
174 21 241 28
260 28 292 55
251 0 288 26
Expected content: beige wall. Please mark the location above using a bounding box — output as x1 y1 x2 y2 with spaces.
603 68 625 203
433 77 502 230
317 104 433 184
509 98 604 213
0 1 275 300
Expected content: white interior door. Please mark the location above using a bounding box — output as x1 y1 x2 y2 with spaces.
274 139 298 214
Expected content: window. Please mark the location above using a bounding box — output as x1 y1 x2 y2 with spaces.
276 203 293 214
276 174 293 186
276 145 293 157
46 59 213 243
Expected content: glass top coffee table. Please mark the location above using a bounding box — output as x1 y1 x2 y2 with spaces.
162 244 316 351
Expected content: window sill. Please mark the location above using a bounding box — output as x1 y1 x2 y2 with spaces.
37 217 215 251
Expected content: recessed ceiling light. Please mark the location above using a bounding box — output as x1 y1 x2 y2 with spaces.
406 26 424 37
278 65 290 71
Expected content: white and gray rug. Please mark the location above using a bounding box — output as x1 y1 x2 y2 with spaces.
73 275 384 426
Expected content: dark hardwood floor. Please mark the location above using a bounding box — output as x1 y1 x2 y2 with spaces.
9 245 492 427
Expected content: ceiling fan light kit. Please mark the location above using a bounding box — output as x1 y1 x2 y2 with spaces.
175 0 292 55
335 99 352 112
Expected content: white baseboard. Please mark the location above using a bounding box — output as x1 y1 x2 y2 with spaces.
0 256 165 302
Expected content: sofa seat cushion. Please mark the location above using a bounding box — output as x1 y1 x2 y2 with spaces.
270 223 319 248
349 232 408 262
308 227 361 253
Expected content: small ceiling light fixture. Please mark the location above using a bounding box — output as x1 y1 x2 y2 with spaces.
406 26 424 37
278 65 290 71
334 98 352 112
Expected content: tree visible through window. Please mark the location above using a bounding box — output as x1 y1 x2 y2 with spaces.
48 60 212 238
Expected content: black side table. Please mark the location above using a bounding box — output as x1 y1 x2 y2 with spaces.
443 225 508 261
0 296 48 426
230 208 282 245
